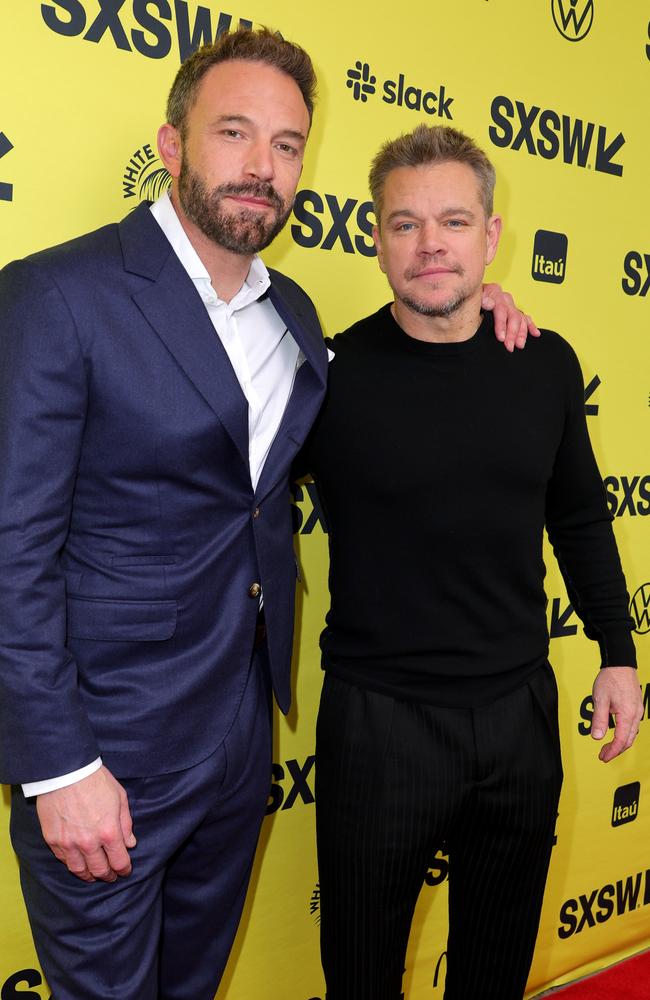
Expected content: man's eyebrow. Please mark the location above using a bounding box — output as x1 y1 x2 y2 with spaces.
439 207 476 219
385 206 477 224
385 208 420 225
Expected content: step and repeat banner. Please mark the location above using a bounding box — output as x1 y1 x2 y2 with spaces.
1 2 648 997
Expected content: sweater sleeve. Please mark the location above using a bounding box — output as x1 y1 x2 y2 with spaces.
544 342 636 667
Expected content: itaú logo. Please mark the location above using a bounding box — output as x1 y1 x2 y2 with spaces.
552 0 594 42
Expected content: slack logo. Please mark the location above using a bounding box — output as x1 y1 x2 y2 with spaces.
612 782 640 827
532 230 568 283
347 61 377 103
346 60 454 118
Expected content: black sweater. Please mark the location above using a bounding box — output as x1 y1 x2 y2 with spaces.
303 305 636 708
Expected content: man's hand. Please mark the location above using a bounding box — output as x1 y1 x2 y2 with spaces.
482 283 540 352
36 765 136 882
591 667 643 762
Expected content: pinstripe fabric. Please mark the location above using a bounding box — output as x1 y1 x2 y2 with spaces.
315 665 563 1000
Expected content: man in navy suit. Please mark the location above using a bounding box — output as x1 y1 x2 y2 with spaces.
0 27 534 1000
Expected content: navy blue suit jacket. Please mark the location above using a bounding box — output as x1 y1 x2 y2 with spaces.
0 203 328 784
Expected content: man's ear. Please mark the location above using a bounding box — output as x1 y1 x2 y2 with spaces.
157 123 183 180
373 224 386 274
485 214 502 266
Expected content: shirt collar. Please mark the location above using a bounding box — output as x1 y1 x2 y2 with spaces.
149 191 270 309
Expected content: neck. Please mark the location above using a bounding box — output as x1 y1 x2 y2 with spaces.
170 187 253 303
392 293 483 343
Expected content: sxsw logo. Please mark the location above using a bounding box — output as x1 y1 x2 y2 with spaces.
266 755 314 814
290 192 376 258
558 868 650 938
346 60 454 118
630 583 650 635
424 849 449 887
532 230 567 284
41 2 252 62
489 96 624 177
0 131 14 202
622 251 650 297
0 969 51 1000
604 476 650 517
551 0 594 42
612 782 640 827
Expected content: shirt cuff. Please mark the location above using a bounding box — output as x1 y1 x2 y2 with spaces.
22 758 103 798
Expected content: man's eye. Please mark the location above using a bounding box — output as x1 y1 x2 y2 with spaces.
445 219 466 228
223 129 243 139
397 222 416 232
276 143 298 156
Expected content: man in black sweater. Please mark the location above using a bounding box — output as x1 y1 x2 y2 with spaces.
305 126 643 1000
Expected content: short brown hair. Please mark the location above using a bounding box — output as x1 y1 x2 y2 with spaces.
369 124 496 221
166 27 317 136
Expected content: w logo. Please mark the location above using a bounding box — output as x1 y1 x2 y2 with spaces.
552 0 594 41
630 583 650 635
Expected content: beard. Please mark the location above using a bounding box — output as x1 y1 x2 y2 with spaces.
398 263 469 318
178 160 293 255
398 290 468 318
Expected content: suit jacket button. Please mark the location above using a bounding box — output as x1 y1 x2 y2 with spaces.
253 506 261 519
248 582 261 598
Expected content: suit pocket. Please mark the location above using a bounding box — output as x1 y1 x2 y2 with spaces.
67 596 177 641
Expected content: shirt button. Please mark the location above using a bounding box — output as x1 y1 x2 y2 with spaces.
253 506 261 519
248 582 261 599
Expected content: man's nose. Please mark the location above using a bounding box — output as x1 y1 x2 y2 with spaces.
243 139 275 182
417 223 446 256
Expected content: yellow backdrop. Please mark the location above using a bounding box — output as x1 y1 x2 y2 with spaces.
1 2 648 997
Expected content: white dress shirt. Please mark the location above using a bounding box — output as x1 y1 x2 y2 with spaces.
24 192 300 796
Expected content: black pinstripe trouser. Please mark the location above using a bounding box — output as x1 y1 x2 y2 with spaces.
315 664 563 1000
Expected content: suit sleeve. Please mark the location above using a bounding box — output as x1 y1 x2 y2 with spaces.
0 259 100 783
545 342 636 668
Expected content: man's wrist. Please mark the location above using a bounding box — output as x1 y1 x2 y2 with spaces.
22 757 103 798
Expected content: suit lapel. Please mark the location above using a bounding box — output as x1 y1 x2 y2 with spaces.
119 205 249 471
255 279 328 500
118 205 328 497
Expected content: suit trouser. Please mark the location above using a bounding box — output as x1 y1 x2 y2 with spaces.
10 645 272 1000
316 665 563 1000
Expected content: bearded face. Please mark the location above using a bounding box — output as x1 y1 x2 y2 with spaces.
178 159 294 256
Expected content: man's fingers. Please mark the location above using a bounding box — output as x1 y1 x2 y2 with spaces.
597 712 641 762
119 788 137 850
513 315 528 350
61 847 95 882
590 704 610 740
104 838 133 878
527 315 541 337
82 846 119 882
